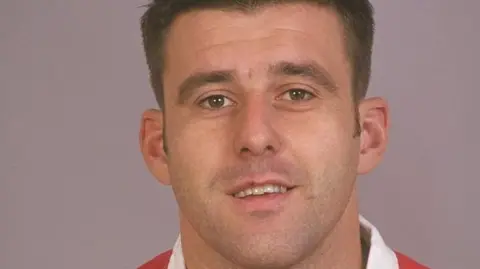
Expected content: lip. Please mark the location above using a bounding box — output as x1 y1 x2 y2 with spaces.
226 173 296 196
229 187 296 215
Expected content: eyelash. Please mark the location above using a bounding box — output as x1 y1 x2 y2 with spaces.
197 88 316 110
277 88 315 102
198 94 236 110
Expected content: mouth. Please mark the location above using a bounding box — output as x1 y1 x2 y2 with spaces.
232 184 295 198
229 183 296 214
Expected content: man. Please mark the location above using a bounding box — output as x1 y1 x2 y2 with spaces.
137 0 429 268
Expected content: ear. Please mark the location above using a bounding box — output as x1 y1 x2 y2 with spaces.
357 97 390 175
139 109 171 185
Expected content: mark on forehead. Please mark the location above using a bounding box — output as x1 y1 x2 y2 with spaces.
247 68 255 79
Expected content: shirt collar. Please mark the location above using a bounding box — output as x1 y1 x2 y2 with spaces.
168 215 399 269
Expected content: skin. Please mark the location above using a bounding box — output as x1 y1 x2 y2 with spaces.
140 3 389 269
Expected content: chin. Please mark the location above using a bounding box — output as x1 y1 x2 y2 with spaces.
218 233 310 269
232 250 301 269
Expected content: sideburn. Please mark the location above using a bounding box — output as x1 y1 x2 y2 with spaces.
161 107 169 155
163 131 169 156
353 108 361 138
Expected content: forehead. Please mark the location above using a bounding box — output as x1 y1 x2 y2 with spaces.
163 3 350 92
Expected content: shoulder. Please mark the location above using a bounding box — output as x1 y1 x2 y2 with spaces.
138 249 173 269
395 251 430 269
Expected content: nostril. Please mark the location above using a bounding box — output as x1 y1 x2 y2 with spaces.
240 147 250 153
239 145 275 156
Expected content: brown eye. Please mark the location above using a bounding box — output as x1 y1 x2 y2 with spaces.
199 95 234 109
281 89 314 101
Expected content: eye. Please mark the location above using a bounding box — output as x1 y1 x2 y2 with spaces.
279 88 314 101
199 94 235 110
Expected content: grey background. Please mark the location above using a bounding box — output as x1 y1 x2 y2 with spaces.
1 0 478 268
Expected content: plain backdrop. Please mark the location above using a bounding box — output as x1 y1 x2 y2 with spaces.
1 0 478 268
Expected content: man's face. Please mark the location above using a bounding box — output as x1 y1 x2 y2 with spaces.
141 3 386 268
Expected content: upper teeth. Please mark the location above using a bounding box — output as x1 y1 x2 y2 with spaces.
234 184 287 198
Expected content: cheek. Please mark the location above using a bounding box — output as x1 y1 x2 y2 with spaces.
166 122 233 225
283 107 353 156
167 121 227 191
282 109 358 183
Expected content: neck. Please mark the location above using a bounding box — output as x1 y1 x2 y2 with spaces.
180 188 363 269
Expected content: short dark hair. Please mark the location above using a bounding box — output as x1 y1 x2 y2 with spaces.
140 0 375 108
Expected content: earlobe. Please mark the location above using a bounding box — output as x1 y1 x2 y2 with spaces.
357 98 389 175
139 109 171 185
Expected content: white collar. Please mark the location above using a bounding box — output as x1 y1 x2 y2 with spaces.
167 215 399 269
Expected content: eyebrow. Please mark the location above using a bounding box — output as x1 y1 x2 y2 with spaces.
177 70 236 105
268 60 338 93
176 60 337 105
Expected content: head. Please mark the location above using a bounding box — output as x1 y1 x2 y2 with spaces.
139 0 389 268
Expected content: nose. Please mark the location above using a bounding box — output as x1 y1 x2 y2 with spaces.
233 97 283 159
